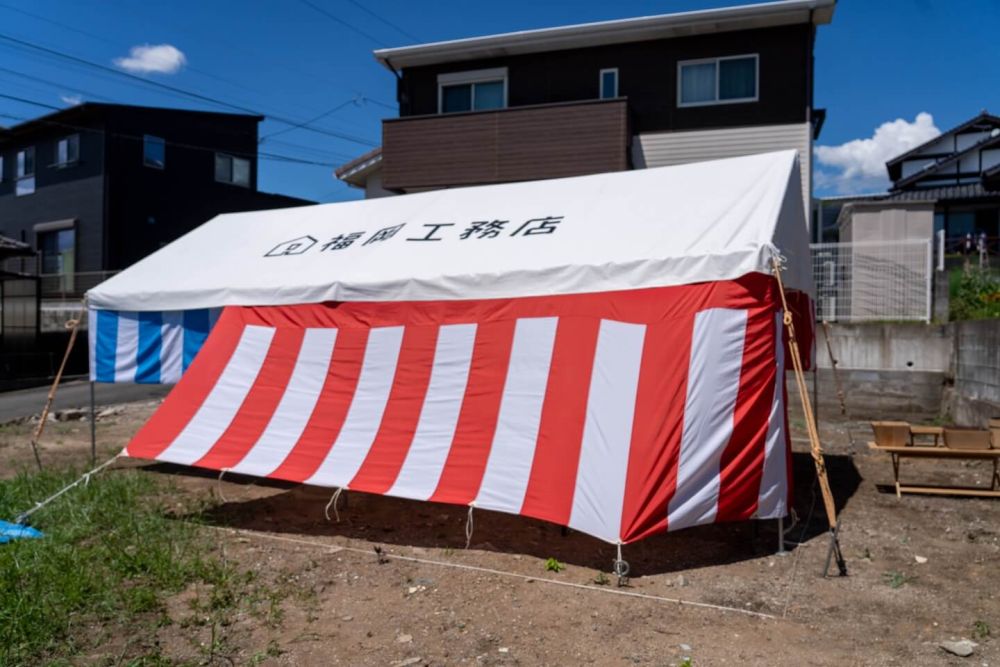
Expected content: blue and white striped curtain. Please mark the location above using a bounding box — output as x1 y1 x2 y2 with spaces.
88 308 221 384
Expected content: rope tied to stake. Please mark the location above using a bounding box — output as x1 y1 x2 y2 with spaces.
464 505 474 549
325 487 345 523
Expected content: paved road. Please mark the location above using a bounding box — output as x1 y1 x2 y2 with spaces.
0 380 171 423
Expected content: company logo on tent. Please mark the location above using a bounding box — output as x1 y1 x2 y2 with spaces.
265 235 317 257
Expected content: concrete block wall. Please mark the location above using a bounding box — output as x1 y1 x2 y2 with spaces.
947 319 1000 426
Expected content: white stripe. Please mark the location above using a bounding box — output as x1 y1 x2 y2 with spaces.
156 325 275 466
159 311 184 384
306 326 404 487
114 312 139 383
568 320 646 543
474 317 558 515
388 323 477 501
230 328 338 478
757 313 788 519
667 308 747 531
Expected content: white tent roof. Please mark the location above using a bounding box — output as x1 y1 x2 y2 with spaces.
88 150 812 311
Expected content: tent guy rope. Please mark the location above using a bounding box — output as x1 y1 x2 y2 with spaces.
27 310 84 471
13 453 123 525
195 523 779 621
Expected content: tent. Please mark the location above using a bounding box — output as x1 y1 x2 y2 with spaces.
87 150 814 547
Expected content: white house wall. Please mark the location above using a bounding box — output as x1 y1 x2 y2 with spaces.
633 122 812 225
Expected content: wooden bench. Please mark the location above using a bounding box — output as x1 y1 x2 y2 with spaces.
868 442 1000 498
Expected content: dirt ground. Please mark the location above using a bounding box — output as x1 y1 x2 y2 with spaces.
2 400 998 666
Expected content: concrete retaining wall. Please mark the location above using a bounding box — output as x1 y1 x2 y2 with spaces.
946 319 1000 426
811 319 1000 425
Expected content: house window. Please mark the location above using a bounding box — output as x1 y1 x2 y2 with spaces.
38 226 76 293
678 55 758 107
16 147 35 196
214 153 251 187
143 135 165 169
438 67 507 113
600 68 618 99
56 134 80 167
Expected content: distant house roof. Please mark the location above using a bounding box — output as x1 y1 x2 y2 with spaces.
0 235 34 261
335 147 383 187
820 183 999 209
886 110 1000 171
891 132 1000 191
374 0 835 70
0 102 263 141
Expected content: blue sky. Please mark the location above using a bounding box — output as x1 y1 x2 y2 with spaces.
1 0 998 202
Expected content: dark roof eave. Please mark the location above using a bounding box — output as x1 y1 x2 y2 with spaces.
885 111 1000 169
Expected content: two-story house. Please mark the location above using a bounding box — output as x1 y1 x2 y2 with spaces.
824 110 1000 245
337 0 835 233
0 103 313 297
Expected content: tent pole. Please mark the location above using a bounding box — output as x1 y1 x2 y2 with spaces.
777 516 786 555
89 381 97 467
771 258 847 577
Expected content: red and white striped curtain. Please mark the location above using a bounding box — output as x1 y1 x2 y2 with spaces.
125 273 801 544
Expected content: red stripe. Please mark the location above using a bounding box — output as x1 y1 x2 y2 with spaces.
618 319 695 542
347 325 438 494
193 327 305 471
518 317 600 526
126 308 246 459
266 327 369 483
429 320 516 505
715 306 776 523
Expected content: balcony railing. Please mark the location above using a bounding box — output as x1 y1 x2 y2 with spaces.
382 98 630 191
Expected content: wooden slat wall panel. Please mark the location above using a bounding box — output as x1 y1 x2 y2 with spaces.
382 99 629 190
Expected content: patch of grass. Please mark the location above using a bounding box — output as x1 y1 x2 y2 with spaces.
544 557 565 573
973 620 991 640
882 570 913 589
0 467 236 665
593 571 610 586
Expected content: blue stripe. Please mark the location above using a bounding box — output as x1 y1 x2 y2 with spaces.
95 310 119 383
182 309 212 371
135 311 163 384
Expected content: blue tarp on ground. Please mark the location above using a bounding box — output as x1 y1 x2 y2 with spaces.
0 520 43 544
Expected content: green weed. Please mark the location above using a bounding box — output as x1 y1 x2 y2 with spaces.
544 557 565 573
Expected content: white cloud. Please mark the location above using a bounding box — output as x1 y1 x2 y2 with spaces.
60 94 83 106
814 112 941 194
114 44 187 74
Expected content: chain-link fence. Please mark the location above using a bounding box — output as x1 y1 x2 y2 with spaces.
810 239 933 322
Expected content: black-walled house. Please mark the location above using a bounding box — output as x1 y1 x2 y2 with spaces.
0 103 312 297
337 0 835 235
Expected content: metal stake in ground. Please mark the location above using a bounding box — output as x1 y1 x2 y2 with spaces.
771 258 848 577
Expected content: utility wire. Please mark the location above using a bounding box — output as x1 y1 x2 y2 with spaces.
342 0 422 43
259 97 361 141
0 97 340 168
295 0 388 46
0 32 378 148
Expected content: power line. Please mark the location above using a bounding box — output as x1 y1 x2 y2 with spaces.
0 96 340 168
342 0 423 43
259 97 360 140
295 0 389 46
0 2 353 119
0 32 378 148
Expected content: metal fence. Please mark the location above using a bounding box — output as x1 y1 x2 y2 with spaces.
810 239 933 323
38 271 118 299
